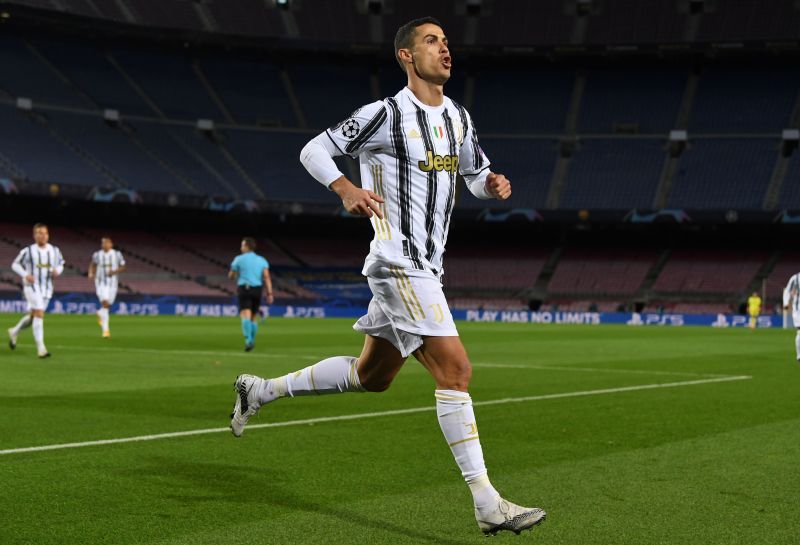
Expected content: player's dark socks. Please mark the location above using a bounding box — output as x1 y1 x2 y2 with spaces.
245 343 254 352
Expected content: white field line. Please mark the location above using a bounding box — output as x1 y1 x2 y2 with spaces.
0 375 752 456
471 362 729 378
21 344 726 378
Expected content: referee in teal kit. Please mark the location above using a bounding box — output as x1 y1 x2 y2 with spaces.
229 237 273 351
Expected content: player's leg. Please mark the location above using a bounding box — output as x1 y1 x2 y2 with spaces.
9 286 38 349
8 312 32 349
101 285 116 337
99 301 111 336
237 286 255 350
7 312 32 350
31 307 48 358
230 334 406 436
248 295 260 347
415 335 546 535
795 327 800 362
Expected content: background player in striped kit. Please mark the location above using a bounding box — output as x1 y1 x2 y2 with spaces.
7 223 64 358
783 273 800 360
230 17 545 536
88 236 126 338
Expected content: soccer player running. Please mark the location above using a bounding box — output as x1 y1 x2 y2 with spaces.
230 17 546 536
7 223 64 358
229 237 273 352
746 291 761 331
88 236 126 338
783 273 800 360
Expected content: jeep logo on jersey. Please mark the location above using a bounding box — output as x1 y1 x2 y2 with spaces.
419 151 459 173
341 119 361 139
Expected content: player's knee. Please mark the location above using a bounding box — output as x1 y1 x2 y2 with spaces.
441 359 472 391
359 371 394 393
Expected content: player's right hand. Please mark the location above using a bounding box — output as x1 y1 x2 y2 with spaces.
332 178 384 219
24 274 34 284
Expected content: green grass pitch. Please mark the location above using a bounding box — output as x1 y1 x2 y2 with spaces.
1 315 799 544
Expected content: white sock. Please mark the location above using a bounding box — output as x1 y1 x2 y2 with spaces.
435 389 499 510
259 356 364 404
795 330 800 360
100 308 110 331
11 314 32 335
32 317 45 352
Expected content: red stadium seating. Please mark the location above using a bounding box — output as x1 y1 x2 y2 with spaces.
547 248 656 296
652 250 765 295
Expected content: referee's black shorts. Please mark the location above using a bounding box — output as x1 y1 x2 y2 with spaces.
237 285 263 314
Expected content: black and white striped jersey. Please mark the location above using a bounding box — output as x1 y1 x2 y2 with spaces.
11 243 65 299
785 273 800 313
325 87 490 276
91 249 125 288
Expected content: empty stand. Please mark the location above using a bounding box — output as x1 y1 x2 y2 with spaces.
547 248 656 296
667 139 778 209
560 139 666 209
651 250 766 295
443 246 548 291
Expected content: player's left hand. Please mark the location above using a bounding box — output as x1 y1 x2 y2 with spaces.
266 294 274 305
485 172 511 200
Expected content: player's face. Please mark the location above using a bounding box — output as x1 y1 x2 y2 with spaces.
408 24 451 85
240 240 248 253
101 238 113 252
33 227 48 246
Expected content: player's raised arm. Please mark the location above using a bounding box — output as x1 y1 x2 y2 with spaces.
456 108 511 201
53 247 64 277
299 101 388 219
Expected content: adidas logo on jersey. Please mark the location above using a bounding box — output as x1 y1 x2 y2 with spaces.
408 129 421 139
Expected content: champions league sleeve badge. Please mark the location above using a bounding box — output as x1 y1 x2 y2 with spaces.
341 118 361 139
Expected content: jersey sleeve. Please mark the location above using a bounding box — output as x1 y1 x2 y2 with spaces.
325 101 389 159
118 251 126 266
457 108 490 180
262 257 270 270
54 247 65 275
230 256 240 272
11 248 27 278
452 106 493 199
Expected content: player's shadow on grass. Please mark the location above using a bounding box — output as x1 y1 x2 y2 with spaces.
126 457 471 545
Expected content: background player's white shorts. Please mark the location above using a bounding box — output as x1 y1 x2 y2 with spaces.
354 266 458 357
23 285 50 312
96 284 118 305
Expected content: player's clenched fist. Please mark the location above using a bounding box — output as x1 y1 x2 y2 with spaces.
485 172 511 200
331 178 385 219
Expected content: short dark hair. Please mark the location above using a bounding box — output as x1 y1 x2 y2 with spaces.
394 16 443 72
242 237 257 251
33 223 47 231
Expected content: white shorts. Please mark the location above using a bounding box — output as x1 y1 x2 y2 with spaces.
353 265 458 357
96 284 118 305
23 285 50 312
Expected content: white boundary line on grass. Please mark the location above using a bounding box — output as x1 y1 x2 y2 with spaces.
471 362 730 378
0 374 751 456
